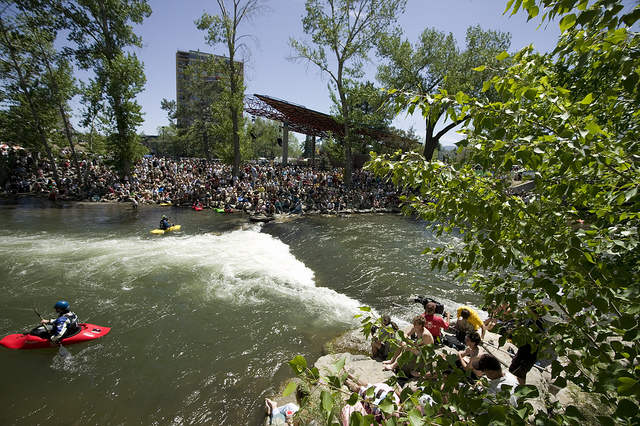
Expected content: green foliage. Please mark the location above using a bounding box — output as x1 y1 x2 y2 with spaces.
376 25 511 161
0 0 73 181
329 80 402 156
164 56 223 161
289 0 407 184
196 0 266 175
248 117 301 160
289 312 536 425
290 0 640 424
61 0 151 177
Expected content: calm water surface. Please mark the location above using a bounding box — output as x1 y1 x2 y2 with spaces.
0 197 481 425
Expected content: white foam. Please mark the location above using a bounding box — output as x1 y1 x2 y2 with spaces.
0 228 365 327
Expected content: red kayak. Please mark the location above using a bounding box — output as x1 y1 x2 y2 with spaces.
0 323 111 349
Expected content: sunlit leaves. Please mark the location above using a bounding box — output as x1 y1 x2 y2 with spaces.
290 1 640 424
288 355 308 374
369 0 640 423
283 381 298 397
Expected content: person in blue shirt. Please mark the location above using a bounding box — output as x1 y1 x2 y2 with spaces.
159 215 173 230
40 301 79 342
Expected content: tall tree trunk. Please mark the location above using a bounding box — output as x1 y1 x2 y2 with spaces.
203 132 212 163
339 76 352 187
0 16 59 183
39 52 84 194
422 118 437 161
99 0 130 180
229 45 240 177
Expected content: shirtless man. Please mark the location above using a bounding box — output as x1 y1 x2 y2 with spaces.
382 315 434 371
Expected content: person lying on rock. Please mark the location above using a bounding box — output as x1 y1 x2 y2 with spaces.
340 371 400 425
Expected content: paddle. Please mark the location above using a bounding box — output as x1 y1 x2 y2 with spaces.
33 307 70 358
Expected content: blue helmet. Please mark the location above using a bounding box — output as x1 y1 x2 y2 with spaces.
53 301 70 310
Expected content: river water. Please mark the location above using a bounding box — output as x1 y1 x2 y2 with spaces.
0 198 481 425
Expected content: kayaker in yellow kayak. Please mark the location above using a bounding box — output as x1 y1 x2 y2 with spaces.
159 215 173 230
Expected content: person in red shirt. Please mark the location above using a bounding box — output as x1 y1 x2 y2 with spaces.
422 302 450 342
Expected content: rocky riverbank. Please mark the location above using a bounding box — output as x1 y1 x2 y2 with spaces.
265 327 588 425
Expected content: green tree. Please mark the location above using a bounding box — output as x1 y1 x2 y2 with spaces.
162 57 222 162
289 0 640 424
331 80 399 157
289 0 407 186
0 0 63 183
79 76 108 154
366 0 640 424
63 0 151 179
33 33 86 191
376 25 511 160
249 117 281 160
196 0 267 176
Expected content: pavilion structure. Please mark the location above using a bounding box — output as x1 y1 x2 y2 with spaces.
244 94 404 166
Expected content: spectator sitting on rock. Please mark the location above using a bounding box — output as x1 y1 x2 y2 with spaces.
450 308 477 343
371 314 399 361
382 315 434 373
422 302 450 343
472 353 519 406
456 330 485 379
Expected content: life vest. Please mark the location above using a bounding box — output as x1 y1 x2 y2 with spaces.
62 311 79 333
53 311 79 338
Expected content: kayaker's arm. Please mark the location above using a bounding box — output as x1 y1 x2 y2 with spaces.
42 317 69 341
50 320 68 342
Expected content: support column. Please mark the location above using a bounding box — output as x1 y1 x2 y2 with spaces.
282 121 289 166
312 136 316 167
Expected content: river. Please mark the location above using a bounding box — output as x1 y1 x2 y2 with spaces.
0 197 481 425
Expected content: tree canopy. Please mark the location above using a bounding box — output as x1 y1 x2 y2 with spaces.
290 0 640 424
196 0 267 176
289 0 407 185
376 25 511 161
0 0 151 183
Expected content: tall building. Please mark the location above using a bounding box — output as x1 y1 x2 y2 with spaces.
175 50 244 120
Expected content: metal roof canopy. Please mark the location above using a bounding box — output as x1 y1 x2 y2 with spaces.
244 94 400 142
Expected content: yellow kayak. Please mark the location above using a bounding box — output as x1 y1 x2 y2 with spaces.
150 225 181 234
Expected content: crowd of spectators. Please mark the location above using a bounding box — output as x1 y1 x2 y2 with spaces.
2 150 403 215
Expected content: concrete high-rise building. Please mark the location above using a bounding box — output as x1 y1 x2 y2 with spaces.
175 50 244 119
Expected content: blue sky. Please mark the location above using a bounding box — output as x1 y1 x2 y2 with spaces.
130 0 560 145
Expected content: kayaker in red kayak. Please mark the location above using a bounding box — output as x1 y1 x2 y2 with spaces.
40 301 79 342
